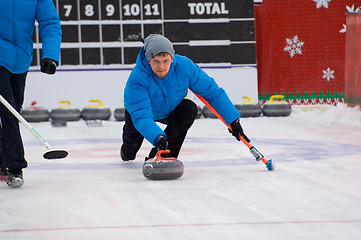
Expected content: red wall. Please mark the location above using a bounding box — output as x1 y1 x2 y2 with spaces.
255 1 361 105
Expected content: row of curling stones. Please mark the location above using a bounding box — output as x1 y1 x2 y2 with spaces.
202 95 291 118
142 150 184 180
21 95 291 124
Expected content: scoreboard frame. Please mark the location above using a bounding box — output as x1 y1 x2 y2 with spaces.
31 0 256 68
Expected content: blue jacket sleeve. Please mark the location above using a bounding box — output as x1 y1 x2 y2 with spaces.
189 63 240 125
124 71 166 146
36 0 62 63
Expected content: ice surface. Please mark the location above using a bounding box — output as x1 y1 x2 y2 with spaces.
1 104 361 240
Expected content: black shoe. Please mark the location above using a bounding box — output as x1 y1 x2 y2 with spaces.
120 145 135 161
7 169 24 188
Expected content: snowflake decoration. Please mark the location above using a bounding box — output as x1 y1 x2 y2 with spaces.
313 0 332 9
340 24 346 33
341 5 361 33
283 35 304 58
323 68 335 81
346 5 360 13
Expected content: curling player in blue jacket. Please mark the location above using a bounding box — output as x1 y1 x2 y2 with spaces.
121 34 249 161
0 0 62 187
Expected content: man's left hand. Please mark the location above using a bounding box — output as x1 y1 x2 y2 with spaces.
229 118 250 142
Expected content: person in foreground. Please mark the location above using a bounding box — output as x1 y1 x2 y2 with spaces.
0 0 62 187
121 34 249 162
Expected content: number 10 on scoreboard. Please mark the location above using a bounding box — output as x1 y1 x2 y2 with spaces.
61 4 160 18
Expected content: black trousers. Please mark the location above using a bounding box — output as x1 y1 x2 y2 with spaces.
0 66 28 171
121 99 198 159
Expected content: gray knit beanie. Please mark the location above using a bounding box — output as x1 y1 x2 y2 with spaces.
144 34 175 61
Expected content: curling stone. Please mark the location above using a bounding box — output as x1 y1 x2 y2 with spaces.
81 100 111 121
114 107 126 121
202 106 217 118
196 105 202 119
262 95 292 117
234 96 262 118
21 101 50 122
143 150 184 180
50 100 81 126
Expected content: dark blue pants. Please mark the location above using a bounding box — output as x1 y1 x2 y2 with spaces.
121 99 198 159
0 66 28 171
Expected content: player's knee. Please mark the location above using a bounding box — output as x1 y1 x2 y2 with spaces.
182 99 198 120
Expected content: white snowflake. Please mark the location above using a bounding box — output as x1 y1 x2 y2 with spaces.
346 5 360 13
322 68 335 81
340 24 346 33
313 0 332 9
341 5 361 33
283 35 304 58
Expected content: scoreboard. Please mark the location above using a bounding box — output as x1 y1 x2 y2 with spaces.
31 0 256 68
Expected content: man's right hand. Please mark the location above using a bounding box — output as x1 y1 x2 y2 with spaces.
229 118 250 142
40 58 58 75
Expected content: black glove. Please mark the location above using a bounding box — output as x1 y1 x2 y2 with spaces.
229 118 250 142
156 135 168 150
40 58 58 75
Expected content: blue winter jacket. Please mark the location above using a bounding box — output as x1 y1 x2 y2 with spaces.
0 0 62 74
124 47 241 146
